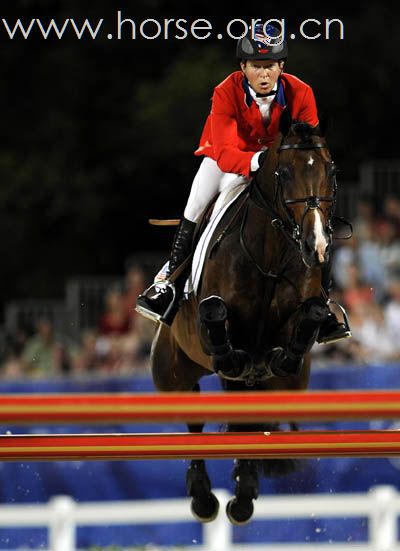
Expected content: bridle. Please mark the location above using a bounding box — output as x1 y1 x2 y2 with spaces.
250 138 337 251
235 133 340 367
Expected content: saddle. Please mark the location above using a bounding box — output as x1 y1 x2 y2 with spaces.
149 183 250 295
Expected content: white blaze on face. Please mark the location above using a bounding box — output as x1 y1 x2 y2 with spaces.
313 210 328 263
307 156 314 167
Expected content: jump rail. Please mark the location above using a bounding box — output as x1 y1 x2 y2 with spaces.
1 430 400 461
1 389 400 424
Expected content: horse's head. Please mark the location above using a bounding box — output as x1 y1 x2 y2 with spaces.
268 115 337 268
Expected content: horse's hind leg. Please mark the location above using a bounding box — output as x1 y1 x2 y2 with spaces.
226 459 259 525
186 384 220 523
187 459 219 522
151 324 219 522
152 326 219 522
222 379 299 525
151 323 208 391
219 377 260 524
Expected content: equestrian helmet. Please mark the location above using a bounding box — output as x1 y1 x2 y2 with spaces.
236 23 288 61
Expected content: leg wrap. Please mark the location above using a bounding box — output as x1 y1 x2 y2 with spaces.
199 295 254 381
267 297 330 378
288 297 330 357
199 295 232 356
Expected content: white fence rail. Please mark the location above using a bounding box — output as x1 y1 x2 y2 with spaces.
1 486 400 551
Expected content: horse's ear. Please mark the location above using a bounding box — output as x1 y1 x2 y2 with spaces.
279 108 292 137
318 110 331 137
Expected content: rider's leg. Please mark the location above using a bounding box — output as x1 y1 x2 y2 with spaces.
183 157 225 223
317 259 352 344
136 158 225 324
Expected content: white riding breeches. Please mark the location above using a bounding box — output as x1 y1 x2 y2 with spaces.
184 157 249 223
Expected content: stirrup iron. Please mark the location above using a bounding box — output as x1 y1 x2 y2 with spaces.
135 281 176 323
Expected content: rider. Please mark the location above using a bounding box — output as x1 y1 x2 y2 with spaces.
136 23 351 345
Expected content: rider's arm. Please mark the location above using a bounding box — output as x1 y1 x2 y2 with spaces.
210 86 255 177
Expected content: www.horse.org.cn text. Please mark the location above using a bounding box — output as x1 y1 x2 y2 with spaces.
0 15 345 41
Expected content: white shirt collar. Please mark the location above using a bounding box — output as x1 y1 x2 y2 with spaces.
248 82 278 105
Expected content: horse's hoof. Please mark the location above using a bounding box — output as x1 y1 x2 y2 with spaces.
226 497 254 525
190 492 219 523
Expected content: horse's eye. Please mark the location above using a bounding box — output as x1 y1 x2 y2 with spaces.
278 166 291 182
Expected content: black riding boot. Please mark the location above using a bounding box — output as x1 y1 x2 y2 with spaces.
317 262 352 344
136 217 196 325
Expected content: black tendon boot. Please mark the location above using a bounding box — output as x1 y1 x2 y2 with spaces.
317 262 352 344
136 217 196 325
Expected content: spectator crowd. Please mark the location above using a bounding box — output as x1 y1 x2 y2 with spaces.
0 263 157 379
314 194 400 364
2 194 400 379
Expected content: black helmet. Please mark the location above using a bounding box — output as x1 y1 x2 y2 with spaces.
236 23 288 61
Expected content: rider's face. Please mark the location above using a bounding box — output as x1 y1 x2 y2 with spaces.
241 60 284 95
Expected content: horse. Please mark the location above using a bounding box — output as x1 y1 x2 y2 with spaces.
150 115 338 525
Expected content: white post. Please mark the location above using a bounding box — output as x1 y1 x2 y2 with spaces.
48 496 76 551
369 485 397 551
203 489 233 551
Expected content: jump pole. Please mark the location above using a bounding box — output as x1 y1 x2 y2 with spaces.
1 390 400 424
1 430 400 461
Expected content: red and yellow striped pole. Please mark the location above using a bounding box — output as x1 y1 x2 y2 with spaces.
1 430 400 461
0 390 400 424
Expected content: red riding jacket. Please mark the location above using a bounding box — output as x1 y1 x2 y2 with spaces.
194 71 319 177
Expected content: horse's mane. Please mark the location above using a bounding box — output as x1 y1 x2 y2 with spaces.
277 108 325 149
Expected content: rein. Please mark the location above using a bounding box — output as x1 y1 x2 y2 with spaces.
239 195 301 295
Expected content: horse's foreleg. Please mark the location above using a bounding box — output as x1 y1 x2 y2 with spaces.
198 295 252 381
267 296 330 377
186 384 219 523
